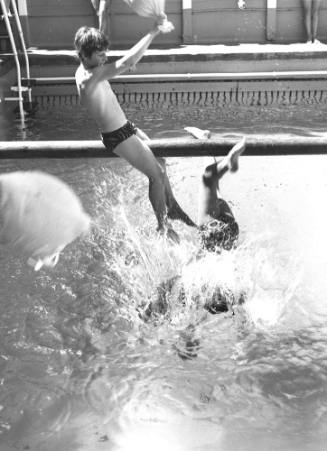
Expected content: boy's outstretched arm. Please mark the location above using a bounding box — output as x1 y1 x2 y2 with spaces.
96 24 163 81
115 26 160 72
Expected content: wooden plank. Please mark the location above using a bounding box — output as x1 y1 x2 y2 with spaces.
1 136 327 159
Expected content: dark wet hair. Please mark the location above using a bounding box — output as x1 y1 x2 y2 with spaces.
74 26 109 59
199 219 239 252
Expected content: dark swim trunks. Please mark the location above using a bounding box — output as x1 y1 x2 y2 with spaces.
199 218 239 252
101 120 137 152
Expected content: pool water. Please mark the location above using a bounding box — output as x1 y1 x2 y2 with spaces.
1 101 327 141
1 104 327 450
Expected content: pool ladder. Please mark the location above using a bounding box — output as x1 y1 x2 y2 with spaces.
0 0 32 129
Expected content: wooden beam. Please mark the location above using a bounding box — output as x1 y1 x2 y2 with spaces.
0 136 327 159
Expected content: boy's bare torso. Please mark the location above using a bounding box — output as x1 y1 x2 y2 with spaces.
75 64 127 133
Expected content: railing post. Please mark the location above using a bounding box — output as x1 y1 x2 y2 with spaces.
182 0 193 44
266 0 277 41
11 0 31 103
0 0 25 129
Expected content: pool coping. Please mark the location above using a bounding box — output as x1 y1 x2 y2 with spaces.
1 135 327 158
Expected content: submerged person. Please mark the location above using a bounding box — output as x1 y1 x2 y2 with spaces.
302 0 322 43
90 0 111 38
143 136 247 319
74 23 195 243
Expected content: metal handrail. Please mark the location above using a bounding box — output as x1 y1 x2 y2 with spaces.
0 0 24 127
0 0 31 128
10 0 31 103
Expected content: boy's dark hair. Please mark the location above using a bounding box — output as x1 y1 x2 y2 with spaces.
74 26 109 59
199 219 239 252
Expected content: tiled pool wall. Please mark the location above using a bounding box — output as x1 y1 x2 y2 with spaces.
31 79 327 109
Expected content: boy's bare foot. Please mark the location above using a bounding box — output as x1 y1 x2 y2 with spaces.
159 225 180 244
167 201 196 227
226 136 246 172
157 157 196 228
184 127 211 140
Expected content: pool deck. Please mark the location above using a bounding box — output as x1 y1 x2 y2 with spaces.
1 42 327 105
1 42 327 76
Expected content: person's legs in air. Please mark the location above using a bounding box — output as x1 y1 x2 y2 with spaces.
98 0 111 38
312 0 322 43
302 0 312 42
198 137 246 227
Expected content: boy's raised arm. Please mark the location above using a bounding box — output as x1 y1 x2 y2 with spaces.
97 25 161 81
116 26 160 71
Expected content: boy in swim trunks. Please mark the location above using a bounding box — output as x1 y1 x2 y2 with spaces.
74 23 195 242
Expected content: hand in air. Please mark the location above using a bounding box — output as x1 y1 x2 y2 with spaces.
156 12 174 34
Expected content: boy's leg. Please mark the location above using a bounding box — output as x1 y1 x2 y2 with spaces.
135 127 150 141
98 0 110 37
198 137 246 226
135 129 195 227
113 135 192 241
217 136 246 174
156 158 196 227
302 0 312 41
312 0 321 41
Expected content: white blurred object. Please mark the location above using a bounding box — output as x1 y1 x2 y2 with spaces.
238 0 246 9
123 0 174 33
0 171 91 270
184 127 211 140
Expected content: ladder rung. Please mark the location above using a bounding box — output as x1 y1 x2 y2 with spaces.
1 13 13 19
11 86 29 92
3 97 23 101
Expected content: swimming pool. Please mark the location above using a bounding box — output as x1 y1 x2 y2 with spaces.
1 101 327 141
1 103 327 451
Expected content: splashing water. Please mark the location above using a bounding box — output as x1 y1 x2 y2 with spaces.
1 154 327 451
